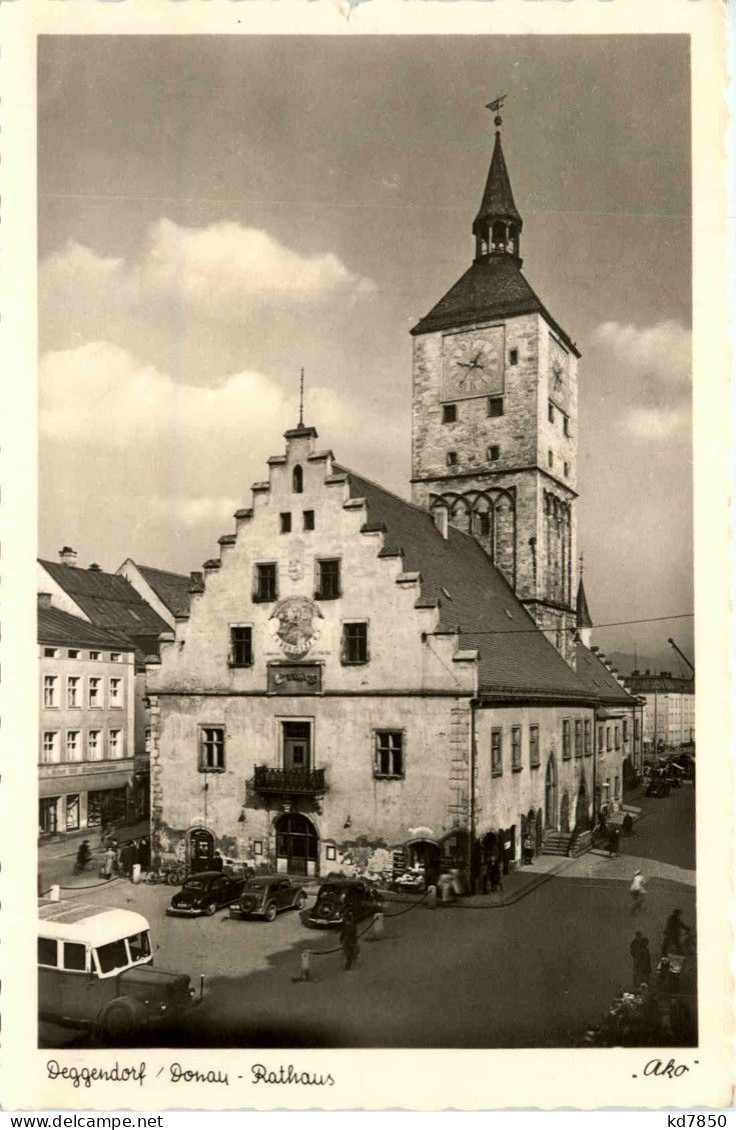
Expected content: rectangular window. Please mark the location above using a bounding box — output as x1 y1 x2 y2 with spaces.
342 621 368 665
487 444 500 462
562 718 571 760
68 649 79 659
548 450 554 469
199 726 225 772
88 730 101 760
606 727 612 751
253 840 263 856
374 730 404 778
109 677 122 706
446 451 458 467
110 652 122 663
509 348 518 366
316 558 340 600
41 732 59 764
230 625 253 667
89 651 100 661
88 677 102 708
574 719 583 758
635 718 641 740
442 404 457 424
615 725 621 750
488 396 504 418
511 725 522 771
548 401 554 423
66 730 81 762
563 416 570 437
108 729 121 758
65 794 80 832
303 510 315 531
38 936 58 967
623 719 629 742
614 775 620 799
144 728 152 754
491 728 503 776
63 941 86 971
43 647 58 658
563 462 570 478
598 723 604 750
43 675 58 708
529 724 540 768
254 563 277 603
584 719 592 755
280 512 292 534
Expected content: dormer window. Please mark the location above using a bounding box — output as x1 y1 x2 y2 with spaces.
292 465 303 494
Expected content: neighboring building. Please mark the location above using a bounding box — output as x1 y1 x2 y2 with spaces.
623 671 695 754
410 117 579 665
37 549 175 826
116 559 194 628
147 423 599 880
38 596 136 841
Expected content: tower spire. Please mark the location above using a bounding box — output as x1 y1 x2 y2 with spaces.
473 97 523 263
299 368 304 428
576 556 593 648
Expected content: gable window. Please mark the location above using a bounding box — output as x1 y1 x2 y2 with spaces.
66 730 81 762
574 719 583 757
584 719 592 755
292 465 303 493
316 558 340 600
487 444 500 462
374 730 404 778
88 677 102 708
446 451 458 467
509 348 518 366
442 404 457 424
67 676 80 708
108 729 122 758
491 728 502 776
548 401 555 424
342 621 368 665
109 677 122 706
43 675 58 708
88 730 101 760
199 726 225 772
529 724 540 768
511 725 522 771
488 396 504 418
303 510 315 531
254 563 278 603
42 732 59 764
230 625 253 667
562 718 571 760
280 512 292 534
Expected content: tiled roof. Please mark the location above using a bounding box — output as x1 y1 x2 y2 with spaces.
336 465 595 703
474 131 522 229
137 564 192 618
575 642 636 707
38 606 135 651
624 673 695 696
38 560 171 637
410 255 579 354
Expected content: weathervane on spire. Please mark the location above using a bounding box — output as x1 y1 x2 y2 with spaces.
579 551 584 575
299 368 305 427
486 93 507 129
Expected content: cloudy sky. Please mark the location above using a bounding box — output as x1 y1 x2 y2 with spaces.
38 34 692 670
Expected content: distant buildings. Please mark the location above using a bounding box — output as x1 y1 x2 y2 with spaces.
623 670 695 754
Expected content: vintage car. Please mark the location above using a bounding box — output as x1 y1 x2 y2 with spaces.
38 902 199 1039
167 870 246 917
228 874 308 922
307 877 384 929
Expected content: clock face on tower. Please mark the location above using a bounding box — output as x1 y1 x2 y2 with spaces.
548 337 571 411
442 326 504 402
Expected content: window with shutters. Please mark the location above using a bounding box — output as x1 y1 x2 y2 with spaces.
529 724 540 768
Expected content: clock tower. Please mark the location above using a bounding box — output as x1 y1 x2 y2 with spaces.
410 107 580 664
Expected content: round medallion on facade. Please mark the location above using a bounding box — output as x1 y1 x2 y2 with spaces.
269 595 323 658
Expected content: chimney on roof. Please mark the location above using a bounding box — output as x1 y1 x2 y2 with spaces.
433 506 449 540
59 546 78 567
88 563 102 572
37 592 52 610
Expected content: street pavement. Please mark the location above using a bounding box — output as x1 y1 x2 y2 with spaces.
39 783 695 1049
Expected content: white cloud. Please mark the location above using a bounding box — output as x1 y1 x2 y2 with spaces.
148 495 241 529
621 404 690 440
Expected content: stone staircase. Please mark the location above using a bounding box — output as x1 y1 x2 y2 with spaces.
542 829 593 858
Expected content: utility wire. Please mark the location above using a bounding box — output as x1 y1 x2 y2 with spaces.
455 612 694 638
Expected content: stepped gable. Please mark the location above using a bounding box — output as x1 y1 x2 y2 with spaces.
335 464 594 703
575 641 636 706
136 564 192 619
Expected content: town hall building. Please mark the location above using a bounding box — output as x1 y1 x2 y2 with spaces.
146 111 635 882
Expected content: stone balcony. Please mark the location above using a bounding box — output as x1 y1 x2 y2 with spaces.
253 765 327 797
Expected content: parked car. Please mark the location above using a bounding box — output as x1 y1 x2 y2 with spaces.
167 871 246 917
307 877 384 929
646 778 671 798
38 902 201 1039
229 875 307 922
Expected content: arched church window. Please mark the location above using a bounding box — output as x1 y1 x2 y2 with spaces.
292 465 303 493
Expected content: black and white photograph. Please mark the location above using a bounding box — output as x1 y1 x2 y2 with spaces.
0 0 730 1112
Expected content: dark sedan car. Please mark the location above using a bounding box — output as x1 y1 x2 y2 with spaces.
307 877 384 929
229 875 307 922
167 871 246 917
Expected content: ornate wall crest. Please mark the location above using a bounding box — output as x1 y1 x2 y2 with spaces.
268 596 323 658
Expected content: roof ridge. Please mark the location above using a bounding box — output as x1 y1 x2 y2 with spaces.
138 563 192 581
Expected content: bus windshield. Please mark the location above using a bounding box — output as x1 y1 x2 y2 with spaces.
95 938 129 975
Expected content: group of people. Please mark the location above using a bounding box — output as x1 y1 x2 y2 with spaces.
629 909 692 988
101 835 151 879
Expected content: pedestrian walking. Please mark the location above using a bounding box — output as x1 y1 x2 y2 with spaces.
629 930 652 987
120 841 134 878
608 827 620 858
661 908 689 956
211 850 224 872
340 909 360 971
629 869 646 914
523 834 534 866
103 846 116 880
488 857 503 893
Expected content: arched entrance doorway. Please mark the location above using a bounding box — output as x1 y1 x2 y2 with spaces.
481 831 499 869
560 791 570 833
407 839 441 873
545 757 558 829
188 827 215 873
575 781 589 830
274 812 318 877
